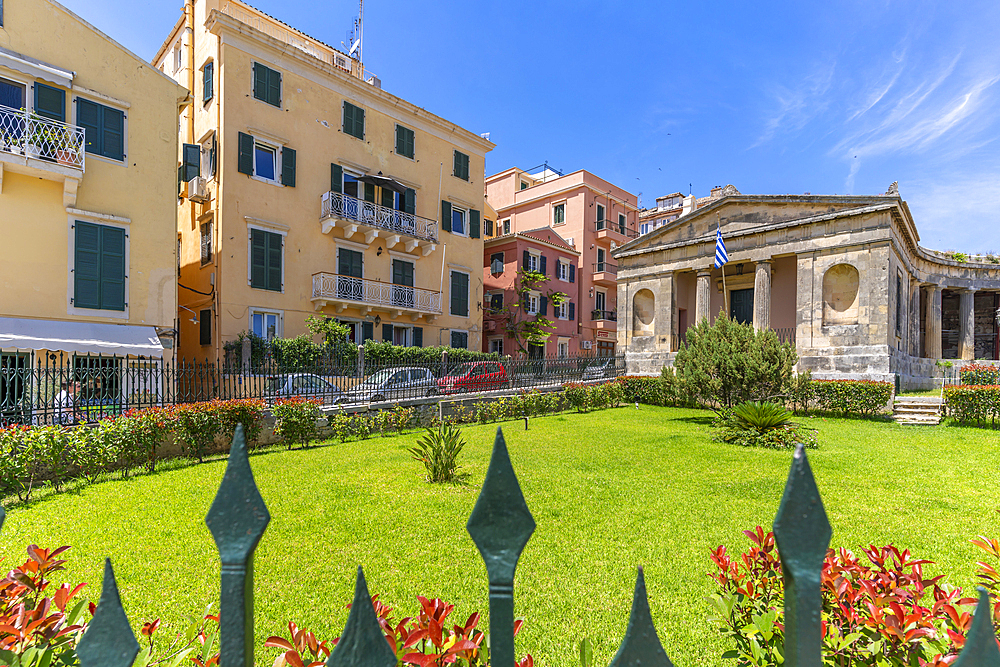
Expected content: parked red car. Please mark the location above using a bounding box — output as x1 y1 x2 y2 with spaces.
437 361 508 395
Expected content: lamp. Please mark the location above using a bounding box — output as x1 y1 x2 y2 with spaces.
374 315 382 326
377 247 383 256
179 305 200 325
589 287 594 298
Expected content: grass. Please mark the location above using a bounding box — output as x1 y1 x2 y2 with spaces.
1 407 999 666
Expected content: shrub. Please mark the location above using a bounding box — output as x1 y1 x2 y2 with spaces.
0 425 40 502
707 527 995 667
673 317 797 407
944 385 1000 427
273 398 320 449
711 401 817 449
170 402 222 462
270 334 324 371
69 425 113 484
215 399 266 446
619 375 669 406
959 363 1000 386
361 340 500 368
786 371 813 414
28 425 73 493
812 379 893 417
409 425 469 484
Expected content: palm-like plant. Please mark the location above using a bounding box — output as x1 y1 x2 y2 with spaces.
732 401 794 432
409 424 469 484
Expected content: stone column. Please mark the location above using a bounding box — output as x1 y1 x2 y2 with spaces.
655 272 676 351
695 269 712 324
925 285 942 359
909 279 921 357
959 288 977 360
752 260 772 332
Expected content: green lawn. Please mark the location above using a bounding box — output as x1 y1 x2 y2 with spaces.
2 407 998 666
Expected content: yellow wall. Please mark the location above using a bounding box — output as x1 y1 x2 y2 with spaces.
0 0 184 337
156 0 493 359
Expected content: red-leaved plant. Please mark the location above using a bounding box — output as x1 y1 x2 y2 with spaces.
708 527 1000 667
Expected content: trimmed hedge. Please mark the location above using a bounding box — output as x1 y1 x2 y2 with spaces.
618 373 683 407
943 385 1000 427
361 341 500 367
959 363 1000 386
811 379 893 417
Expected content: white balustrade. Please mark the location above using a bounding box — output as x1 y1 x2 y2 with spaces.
321 191 439 243
0 107 86 170
312 273 442 314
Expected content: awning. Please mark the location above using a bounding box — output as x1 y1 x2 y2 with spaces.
0 317 163 357
358 172 408 194
0 47 74 89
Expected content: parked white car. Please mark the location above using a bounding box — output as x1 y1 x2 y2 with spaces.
338 367 438 404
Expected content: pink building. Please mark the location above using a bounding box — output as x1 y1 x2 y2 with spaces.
482 227 581 357
485 167 639 355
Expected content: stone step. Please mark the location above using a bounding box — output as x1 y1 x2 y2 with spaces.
893 406 941 414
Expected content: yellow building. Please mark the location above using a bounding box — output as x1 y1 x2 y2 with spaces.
154 0 493 361
0 0 186 420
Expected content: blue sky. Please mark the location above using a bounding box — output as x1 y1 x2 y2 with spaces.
61 0 1000 252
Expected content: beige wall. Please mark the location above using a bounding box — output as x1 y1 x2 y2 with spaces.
0 0 183 336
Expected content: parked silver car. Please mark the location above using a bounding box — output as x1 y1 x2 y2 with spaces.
265 373 342 403
338 367 438 404
581 358 616 381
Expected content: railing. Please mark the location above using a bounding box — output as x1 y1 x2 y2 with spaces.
321 191 439 243
0 106 85 170
37 416 1000 666
595 219 639 238
593 262 619 275
772 327 796 344
592 309 618 321
311 273 442 313
0 351 626 426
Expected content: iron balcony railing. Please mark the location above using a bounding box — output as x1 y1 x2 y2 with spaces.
321 191 439 243
592 309 618 321
595 219 639 238
593 261 619 275
0 106 86 170
312 272 443 314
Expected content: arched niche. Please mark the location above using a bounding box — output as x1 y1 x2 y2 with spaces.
823 263 860 325
632 289 655 336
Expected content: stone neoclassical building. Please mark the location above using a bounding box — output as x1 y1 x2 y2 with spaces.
613 184 1000 388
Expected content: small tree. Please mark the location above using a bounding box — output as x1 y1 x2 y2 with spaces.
674 316 796 408
493 268 568 356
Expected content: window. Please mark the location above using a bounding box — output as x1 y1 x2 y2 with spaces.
252 62 281 107
453 150 470 180
199 310 212 345
392 259 415 308
203 61 214 104
490 252 504 275
74 221 125 311
249 228 282 291
76 98 124 161
557 260 568 281
640 223 651 235
450 271 469 317
200 222 212 265
395 124 414 158
237 132 295 186
201 135 216 178
173 45 182 73
489 338 503 354
595 290 606 313
618 213 626 234
553 203 565 226
181 143 200 183
250 310 281 340
502 219 511 235
451 206 466 236
524 251 539 273
343 101 365 139
519 180 528 190
451 330 469 349
526 292 539 315
558 340 569 358
484 219 494 237
555 301 568 319
596 247 607 271
489 292 504 312
0 78 26 110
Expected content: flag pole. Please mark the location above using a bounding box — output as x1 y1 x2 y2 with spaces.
718 215 728 319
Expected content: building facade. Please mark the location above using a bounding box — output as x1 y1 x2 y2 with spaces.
0 0 185 420
485 167 639 356
483 227 580 357
613 185 1000 388
154 0 493 360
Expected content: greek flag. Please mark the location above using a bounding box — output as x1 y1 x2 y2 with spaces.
714 228 729 268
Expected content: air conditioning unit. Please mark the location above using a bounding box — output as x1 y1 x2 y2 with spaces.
366 75 381 89
185 176 210 203
484 320 496 332
333 54 350 71
581 340 593 350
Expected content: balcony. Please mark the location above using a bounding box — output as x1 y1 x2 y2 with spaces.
592 262 618 286
591 309 617 331
594 220 639 243
311 273 442 320
1 107 85 206
320 191 438 255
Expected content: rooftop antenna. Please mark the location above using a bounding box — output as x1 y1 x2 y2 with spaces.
347 0 363 63
689 183 692 195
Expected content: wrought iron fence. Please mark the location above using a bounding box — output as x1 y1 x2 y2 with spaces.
321 191 439 243
0 351 625 426
592 309 618 321
594 219 639 239
13 433 995 667
593 262 619 275
0 106 86 169
311 273 443 314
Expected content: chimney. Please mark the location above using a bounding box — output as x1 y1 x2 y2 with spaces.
681 194 696 217
710 185 723 197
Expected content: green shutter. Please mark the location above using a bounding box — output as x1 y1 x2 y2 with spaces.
100 226 126 311
363 182 375 202
396 125 414 158
331 164 343 193
342 102 352 135
441 200 452 233
470 209 481 239
362 322 374 342
381 187 394 209
356 106 364 139
343 102 364 139
403 188 415 214
203 62 214 103
238 132 254 175
253 62 267 101
182 143 200 182
77 98 101 155
453 151 461 179
412 327 422 347
250 229 266 288
101 106 124 160
266 232 282 291
34 83 65 122
540 296 547 317
382 323 393 342
451 271 468 317
74 222 101 309
281 146 296 187
268 67 281 107
209 135 217 176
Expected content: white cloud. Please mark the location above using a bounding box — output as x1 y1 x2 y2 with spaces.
904 172 1000 253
